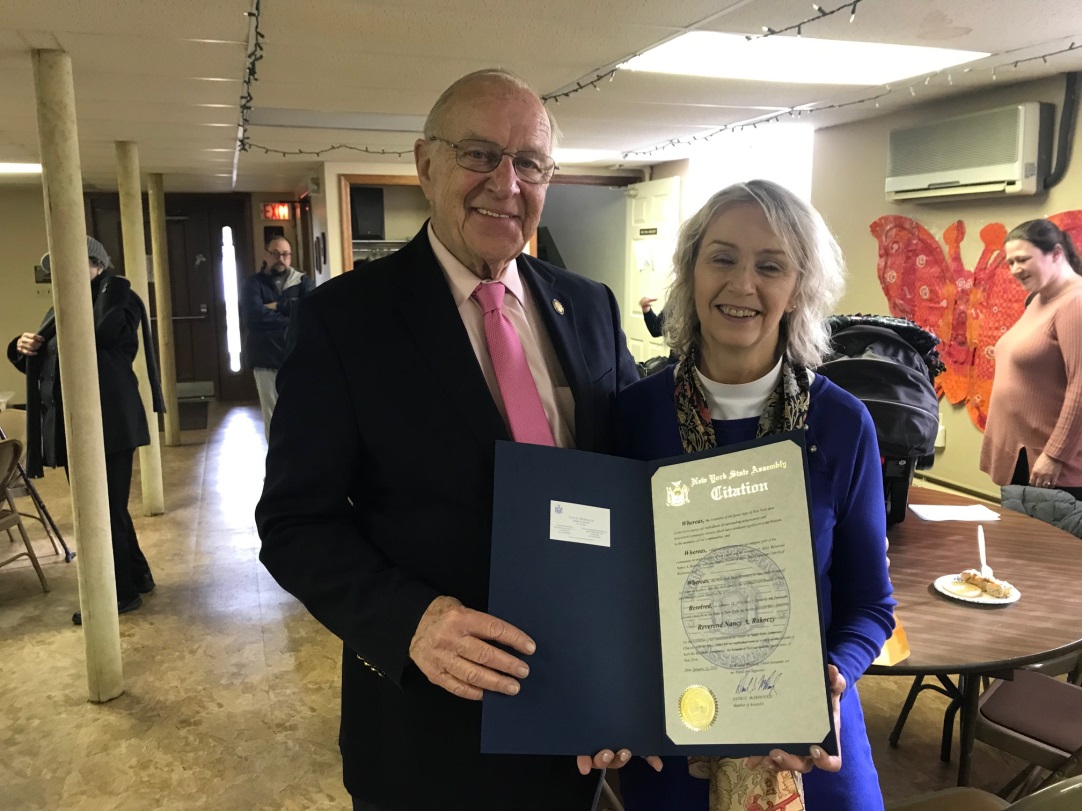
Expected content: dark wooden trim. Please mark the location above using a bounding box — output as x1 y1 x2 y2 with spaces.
337 174 424 272
338 175 352 273
551 173 642 187
340 174 420 186
333 170 628 271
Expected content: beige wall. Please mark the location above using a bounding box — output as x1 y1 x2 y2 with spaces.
383 185 430 241
812 76 1081 498
0 185 51 405
319 162 420 277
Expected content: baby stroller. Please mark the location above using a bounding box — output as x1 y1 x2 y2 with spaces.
816 315 944 525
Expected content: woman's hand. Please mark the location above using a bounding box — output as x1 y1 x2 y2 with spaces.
576 750 663 775
15 332 44 356
1030 452 1063 488
745 664 845 774
639 296 657 314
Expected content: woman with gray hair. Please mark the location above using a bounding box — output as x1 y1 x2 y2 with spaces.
604 180 895 809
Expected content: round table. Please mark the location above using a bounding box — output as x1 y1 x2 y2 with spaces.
869 486 1082 785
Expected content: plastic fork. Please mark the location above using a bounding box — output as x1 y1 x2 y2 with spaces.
978 525 993 579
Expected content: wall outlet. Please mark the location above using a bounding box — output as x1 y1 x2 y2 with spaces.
35 285 52 297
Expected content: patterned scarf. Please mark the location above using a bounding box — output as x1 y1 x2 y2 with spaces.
674 341 811 811
673 343 811 450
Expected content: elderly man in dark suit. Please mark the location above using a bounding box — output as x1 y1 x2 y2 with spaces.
256 68 639 809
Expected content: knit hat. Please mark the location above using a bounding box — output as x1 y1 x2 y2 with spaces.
40 236 112 272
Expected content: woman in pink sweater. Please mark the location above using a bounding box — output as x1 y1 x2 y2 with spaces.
981 219 1082 498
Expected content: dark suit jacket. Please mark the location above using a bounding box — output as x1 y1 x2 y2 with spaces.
256 225 639 810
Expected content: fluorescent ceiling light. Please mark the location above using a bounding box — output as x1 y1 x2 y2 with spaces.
0 163 42 174
623 32 987 86
554 149 623 165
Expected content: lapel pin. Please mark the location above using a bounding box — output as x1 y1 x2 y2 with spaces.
552 299 565 315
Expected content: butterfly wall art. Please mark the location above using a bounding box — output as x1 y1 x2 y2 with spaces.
870 211 1082 431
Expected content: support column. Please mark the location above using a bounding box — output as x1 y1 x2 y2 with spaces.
32 48 123 702
115 141 165 515
148 173 180 446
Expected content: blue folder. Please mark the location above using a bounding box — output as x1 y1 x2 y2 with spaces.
481 433 837 758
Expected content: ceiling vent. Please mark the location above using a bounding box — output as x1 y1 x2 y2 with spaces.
885 102 1054 202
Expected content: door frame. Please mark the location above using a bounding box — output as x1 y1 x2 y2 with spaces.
336 171 642 273
84 191 256 402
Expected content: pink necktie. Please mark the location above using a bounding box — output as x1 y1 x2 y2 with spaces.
472 282 556 447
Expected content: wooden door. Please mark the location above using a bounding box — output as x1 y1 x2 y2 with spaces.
86 193 257 403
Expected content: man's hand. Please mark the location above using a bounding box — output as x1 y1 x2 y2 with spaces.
638 296 657 314
15 332 44 356
745 664 845 774
265 301 279 311
409 595 535 700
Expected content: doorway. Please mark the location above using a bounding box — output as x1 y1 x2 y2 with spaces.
85 193 257 403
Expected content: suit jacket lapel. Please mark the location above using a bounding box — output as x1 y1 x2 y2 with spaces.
388 229 509 455
519 256 594 450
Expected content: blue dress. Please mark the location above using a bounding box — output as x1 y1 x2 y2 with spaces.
616 366 895 810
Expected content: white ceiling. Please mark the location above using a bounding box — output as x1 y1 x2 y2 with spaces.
2 0 1081 192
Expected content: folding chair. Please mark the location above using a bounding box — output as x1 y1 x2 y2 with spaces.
0 437 49 592
976 669 1082 799
886 774 1082 811
0 409 74 562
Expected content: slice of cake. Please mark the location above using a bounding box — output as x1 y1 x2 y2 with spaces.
959 569 1015 599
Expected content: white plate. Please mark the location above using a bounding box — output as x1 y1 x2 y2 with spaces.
933 574 1021 605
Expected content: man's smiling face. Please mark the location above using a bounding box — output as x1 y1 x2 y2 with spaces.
416 78 551 279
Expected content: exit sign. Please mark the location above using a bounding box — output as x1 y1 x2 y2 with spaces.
262 202 292 221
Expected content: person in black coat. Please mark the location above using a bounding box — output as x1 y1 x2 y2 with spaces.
8 236 164 624
638 295 666 337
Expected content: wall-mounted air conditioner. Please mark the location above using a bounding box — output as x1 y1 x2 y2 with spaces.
885 102 1054 202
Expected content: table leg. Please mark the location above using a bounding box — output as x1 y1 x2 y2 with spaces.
956 674 981 786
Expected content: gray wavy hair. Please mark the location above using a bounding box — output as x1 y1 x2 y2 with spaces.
663 179 846 368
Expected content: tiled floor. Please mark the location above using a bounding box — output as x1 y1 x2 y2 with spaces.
0 404 1024 809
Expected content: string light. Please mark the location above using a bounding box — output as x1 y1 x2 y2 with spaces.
541 68 623 103
747 0 863 40
243 142 414 159
621 87 892 157
990 40 1078 73
236 5 1078 166
236 0 264 154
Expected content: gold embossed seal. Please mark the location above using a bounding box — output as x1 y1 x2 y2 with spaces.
678 685 717 731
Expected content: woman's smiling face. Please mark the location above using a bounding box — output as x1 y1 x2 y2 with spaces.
1005 238 1062 294
693 202 799 381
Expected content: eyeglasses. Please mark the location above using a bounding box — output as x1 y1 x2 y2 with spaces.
267 250 291 258
429 137 557 184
